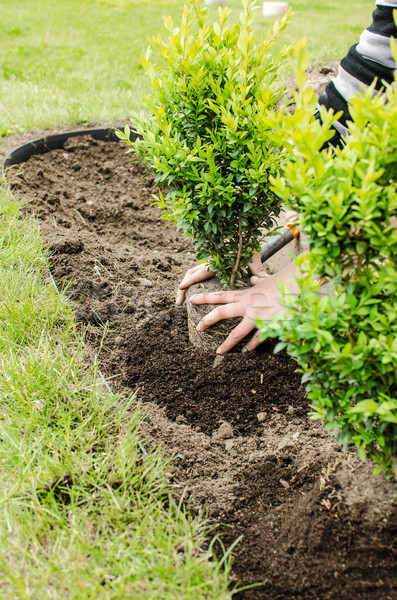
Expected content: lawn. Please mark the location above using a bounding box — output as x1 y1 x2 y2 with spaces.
0 0 374 133
0 0 380 596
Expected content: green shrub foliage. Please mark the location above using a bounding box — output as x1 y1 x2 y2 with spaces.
118 0 292 287
259 43 397 477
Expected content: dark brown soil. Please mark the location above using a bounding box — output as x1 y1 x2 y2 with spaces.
4 82 397 599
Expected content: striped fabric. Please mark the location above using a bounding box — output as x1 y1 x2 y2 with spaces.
318 0 397 145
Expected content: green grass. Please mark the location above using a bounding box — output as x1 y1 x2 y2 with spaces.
0 184 235 598
0 0 374 133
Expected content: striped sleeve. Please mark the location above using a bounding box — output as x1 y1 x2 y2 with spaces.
318 0 397 145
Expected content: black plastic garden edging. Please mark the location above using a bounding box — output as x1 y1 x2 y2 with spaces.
2 127 138 172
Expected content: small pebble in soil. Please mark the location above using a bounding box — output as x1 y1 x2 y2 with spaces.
277 437 295 452
137 277 153 287
114 336 124 345
213 422 234 440
257 412 267 422
280 479 290 490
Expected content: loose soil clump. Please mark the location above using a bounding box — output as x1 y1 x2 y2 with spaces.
6 114 397 598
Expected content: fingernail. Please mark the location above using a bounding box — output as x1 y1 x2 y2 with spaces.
242 346 249 353
216 348 224 355
197 323 203 331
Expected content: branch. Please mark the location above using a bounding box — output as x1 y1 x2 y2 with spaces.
229 218 243 289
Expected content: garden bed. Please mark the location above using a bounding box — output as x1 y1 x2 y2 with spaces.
7 126 397 599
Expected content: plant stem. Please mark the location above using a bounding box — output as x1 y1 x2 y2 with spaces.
229 218 243 289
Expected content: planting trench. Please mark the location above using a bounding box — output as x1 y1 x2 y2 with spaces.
3 64 397 598
6 130 397 600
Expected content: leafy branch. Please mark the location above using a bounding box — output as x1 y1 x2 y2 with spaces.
118 0 294 287
258 43 397 477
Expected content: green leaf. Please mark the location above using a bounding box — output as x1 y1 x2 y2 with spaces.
301 371 312 383
274 341 287 353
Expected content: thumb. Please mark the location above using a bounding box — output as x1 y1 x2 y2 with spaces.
249 253 269 278
250 275 264 285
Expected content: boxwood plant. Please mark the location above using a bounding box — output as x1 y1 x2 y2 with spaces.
259 42 397 477
118 0 293 287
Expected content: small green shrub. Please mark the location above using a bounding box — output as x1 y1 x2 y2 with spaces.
118 0 293 287
259 42 397 477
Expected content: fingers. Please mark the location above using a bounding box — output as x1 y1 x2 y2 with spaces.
178 264 202 290
216 317 256 354
176 287 186 306
249 253 269 279
242 329 262 353
190 290 241 305
176 263 215 306
197 302 243 331
178 264 215 290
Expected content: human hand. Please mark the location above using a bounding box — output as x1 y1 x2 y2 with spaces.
176 263 216 306
190 261 299 354
176 253 269 306
248 252 270 282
